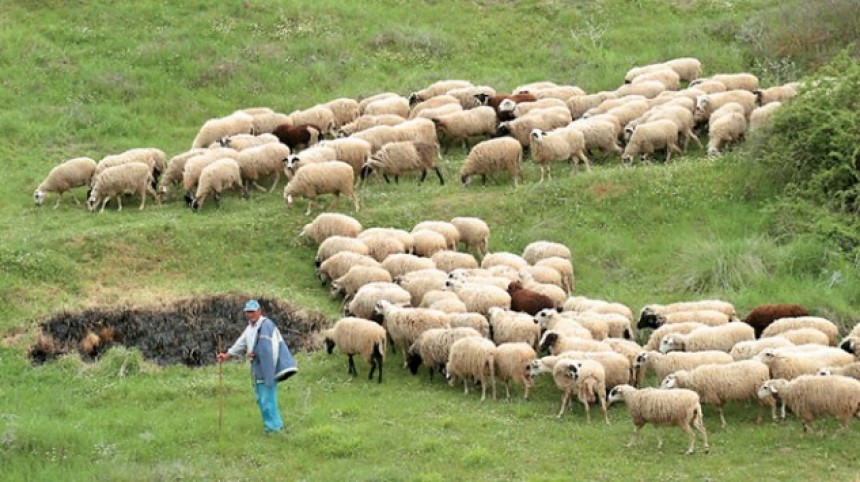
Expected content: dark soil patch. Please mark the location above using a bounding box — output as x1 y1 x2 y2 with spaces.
29 294 329 366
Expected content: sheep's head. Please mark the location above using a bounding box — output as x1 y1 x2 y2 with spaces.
460 174 471 187
694 95 709 112
330 282 344 298
538 331 558 353
496 122 511 137
218 136 231 147
191 198 202 212
753 89 764 106
534 308 557 328
527 359 545 378
183 190 195 208
840 337 856 354
507 281 524 294
406 344 423 375
817 367 833 376
33 189 45 206
755 348 777 363
707 147 720 157
474 93 490 105
607 385 633 405
86 192 99 212
637 309 661 329
621 153 634 166
408 93 420 106
324 335 335 355
658 335 682 354
530 129 546 143
633 351 649 369
499 99 517 112
660 374 679 389
373 299 391 317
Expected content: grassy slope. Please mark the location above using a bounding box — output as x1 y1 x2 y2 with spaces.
2 0 859 479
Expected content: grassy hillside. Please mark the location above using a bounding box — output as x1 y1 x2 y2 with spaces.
2 0 860 480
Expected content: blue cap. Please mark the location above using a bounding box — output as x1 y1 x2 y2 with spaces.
243 299 261 312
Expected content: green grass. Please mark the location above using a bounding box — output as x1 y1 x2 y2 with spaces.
2 0 860 480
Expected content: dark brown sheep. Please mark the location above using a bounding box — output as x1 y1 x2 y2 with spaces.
474 93 538 115
507 281 554 316
743 304 810 338
272 123 323 151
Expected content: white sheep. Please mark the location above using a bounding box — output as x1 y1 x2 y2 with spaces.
323 317 387 383
761 316 840 346
358 93 401 114
749 102 782 131
445 336 497 401
632 69 681 91
346 282 411 321
703 73 759 92
316 252 381 286
375 300 450 358
283 147 338 180
539 330 611 355
360 228 415 255
446 85 496 109
519 266 565 293
659 323 754 354
288 105 337 136
192 112 254 149
502 98 568 119
362 141 443 185
181 149 241 203
448 312 490 338
550 359 581 418
497 107 573 147
633 350 734 388
359 233 408 263
301 213 362 245
706 103 748 156
86 162 157 213
616 80 667 99
324 98 361 130
364 96 410 118
445 279 512 316
406 327 482 380
729 337 795 361
663 58 703 82
534 257 575 293
641 300 736 319
409 94 460 118
818 362 860 381
494 342 538 400
432 106 497 153
758 375 860 432
284 161 359 215
460 137 523 187
568 359 610 424
487 307 541 349
236 142 291 194
317 138 373 180
450 217 490 258
381 253 437 279
529 128 590 181
219 133 279 150
158 149 207 200
331 265 393 302
338 114 405 137
431 251 478 272
567 92 617 119
521 241 571 265
661 360 771 427
777 328 831 346
693 90 757 124
396 268 450 307
480 252 529 272
622 119 683 165
248 112 291 136
410 80 474 105
34 157 97 208
412 221 460 251
637 309 730 330
563 296 634 321
607 385 709 455
411 229 449 258
755 348 855 380
191 158 242 211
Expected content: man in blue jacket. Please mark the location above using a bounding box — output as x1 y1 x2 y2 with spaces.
217 299 297 434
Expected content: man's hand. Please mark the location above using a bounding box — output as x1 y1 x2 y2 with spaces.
247 352 256 360
216 352 231 362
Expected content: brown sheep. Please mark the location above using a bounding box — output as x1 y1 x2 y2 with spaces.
272 123 323 151
474 93 538 116
507 281 555 316
743 304 810 338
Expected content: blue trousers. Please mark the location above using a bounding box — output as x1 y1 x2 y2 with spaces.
254 383 283 433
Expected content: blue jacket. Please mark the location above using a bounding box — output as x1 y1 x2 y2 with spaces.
252 318 297 387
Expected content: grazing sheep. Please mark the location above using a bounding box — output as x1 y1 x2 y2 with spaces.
475 93 538 113
432 106 497 153
608 385 709 455
755 348 855 380
742 304 810 338
323 317 387 383
694 91 757 124
219 133 279 151
431 251 479 272
331 266 393 301
449 312 491 338
87 162 157 213
778 328 831 346
749 102 783 131
624 63 674 83
397 269 449 307
641 300 736 319
487 307 541 349
411 229 449 258
758 375 860 432
360 228 415 254
632 69 682 91
755 82 799 106
288 105 336 136
338 114 405 137
364 96 410 118
317 252 381 286
460 137 523 187
689 80 727 94
181 149 241 204
532 85 587 100
345 282 412 321
494 342 538 399
564 311 633 341
410 80 474 105
300 212 362 245
407 327 482 381
706 104 748 156
550 359 582 418
507 281 555 316
359 92 401 114
446 279 512 316
533 309 593 339
272 123 322 151
637 310 731 330
729 337 795 361
360 233 408 263
446 85 496 109
522 241 571 264
661 360 771 427
324 98 361 129
315 235 370 266
519 266 565 293
568 359 610 424
529 128 590 181
236 142 291 194
349 125 402 154
450 217 490 258
95 148 167 188
412 221 461 251
818 362 860 381
192 111 254 149
761 317 840 346
375 300 450 358
626 105 702 151
191 158 242 211
705 73 759 92
616 80 667 99
446 336 497 401
413 103 464 121
622 119 683 165
564 296 634 321
531 350 631 390
663 58 703 82
539 330 611 356
535 257 575 294
497 107 573 147
409 94 460 118
633 350 734 388
567 91 617 119
659 323 755 353
283 146 339 179
246 111 291 136
643 322 706 351
284 161 359 215
34 157 97 208
420 290 462 307
501 98 568 120
158 149 206 200
382 253 437 278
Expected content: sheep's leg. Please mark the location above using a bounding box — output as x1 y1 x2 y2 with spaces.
305 198 316 216
418 170 427 184
463 379 470 396
626 425 642 448
692 407 709 453
382 174 391 184
481 174 487 186
347 354 356 376
718 405 727 429
350 192 360 213
538 166 546 183
53 193 63 209
581 396 591 424
681 423 696 455
755 404 764 425
504 382 510 400
116 196 123 211
268 172 280 193
100 196 111 213
326 193 341 212
394 175 400 184
480 375 487 402
557 391 570 418
433 167 445 185
139 187 147 210
599 394 609 425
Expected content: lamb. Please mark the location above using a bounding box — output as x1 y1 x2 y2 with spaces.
271 123 322 151
637 310 731 330
323 98 361 130
633 350 734 388
758 375 860 432
236 142 291 194
529 128 590 181
359 233 408 263
317 252 381 286
742 303 810 338
661 360 771 427
487 307 541 349
396 269 450 307
316 236 369 267
706 104 748 156
494 342 538 399
284 161 359 215
755 82 800 106
755 348 855 380
323 317 387 383
345 282 411 321
496 107 573 147
445 279 511 316
86 162 157 213
409 80 474 105
406 327 482 380
535 257 575 293
460 137 523 187
749 102 783 131
507 281 555 316
432 106 497 153
659 323 755 353
34 157 97 208
729 337 795 361
158 149 206 201
381 253 437 279
607 385 709 455
331 266 393 301
300 213 362 245
191 158 242 211
760 317 840 346
445 336 497 401
287 105 336 136
431 251 479 272
375 300 450 357
567 359 610 424
449 312 491 338
338 114 405 137
363 96 410 118
818 362 860 381
622 119 683 165
192 111 254 149
450 217 490 258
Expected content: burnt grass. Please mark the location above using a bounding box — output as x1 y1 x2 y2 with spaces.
29 294 330 366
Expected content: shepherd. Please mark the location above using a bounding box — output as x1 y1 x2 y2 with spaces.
216 299 298 434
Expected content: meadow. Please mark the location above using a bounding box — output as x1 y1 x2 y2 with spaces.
2 0 860 480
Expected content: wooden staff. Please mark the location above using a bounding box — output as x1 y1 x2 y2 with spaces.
217 335 224 431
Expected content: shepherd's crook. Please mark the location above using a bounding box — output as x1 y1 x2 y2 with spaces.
217 336 224 431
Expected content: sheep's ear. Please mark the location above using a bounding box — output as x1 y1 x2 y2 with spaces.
768 384 778 395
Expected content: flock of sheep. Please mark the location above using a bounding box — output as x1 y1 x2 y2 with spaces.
33 57 802 214
308 213 860 454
